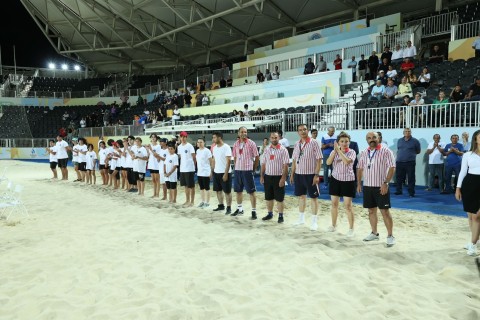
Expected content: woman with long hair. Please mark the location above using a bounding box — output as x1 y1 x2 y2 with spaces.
146 134 162 198
456 129 480 256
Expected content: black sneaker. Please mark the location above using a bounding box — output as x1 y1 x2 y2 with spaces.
225 207 232 215
262 213 273 221
251 212 257 220
231 209 244 216
278 216 284 223
213 205 225 212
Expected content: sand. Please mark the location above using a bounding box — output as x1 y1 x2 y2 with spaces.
0 160 478 320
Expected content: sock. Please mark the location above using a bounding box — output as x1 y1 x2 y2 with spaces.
237 204 243 211
252 208 256 212
226 205 231 209
279 213 283 218
299 212 305 221
312 215 318 223
267 211 273 217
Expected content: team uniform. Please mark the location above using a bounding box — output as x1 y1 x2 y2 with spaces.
158 147 169 184
72 144 80 166
165 153 179 189
148 143 162 174
196 148 213 190
212 143 232 193
98 147 108 170
86 151 97 171
262 144 290 202
329 149 357 198
232 138 259 193
126 145 137 185
292 137 323 198
56 140 69 168
49 146 58 169
133 146 148 182
177 143 196 188
77 144 88 172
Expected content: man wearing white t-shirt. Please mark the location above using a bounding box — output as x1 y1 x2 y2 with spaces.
146 134 162 198
124 135 137 192
278 129 290 148
426 134 446 193
177 131 197 207
55 135 71 180
131 137 149 196
71 138 82 182
157 138 169 200
196 138 213 208
77 138 88 182
211 131 233 214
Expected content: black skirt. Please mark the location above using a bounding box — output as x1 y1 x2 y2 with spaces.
461 173 480 213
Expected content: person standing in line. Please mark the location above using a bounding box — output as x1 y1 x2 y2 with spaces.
98 141 108 185
177 131 197 207
211 132 233 214
120 138 129 190
146 134 162 198
357 132 396 246
156 138 169 200
231 127 259 219
77 138 88 183
260 132 290 223
455 129 480 256
425 134 446 193
46 139 58 179
196 137 213 209
290 124 323 231
55 135 71 181
85 143 97 185
124 135 137 193
164 143 179 203
394 128 421 197
326 132 357 236
347 56 357 82
131 137 148 196
321 126 337 189
71 138 82 182
443 134 465 194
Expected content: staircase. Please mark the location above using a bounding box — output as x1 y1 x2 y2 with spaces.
337 80 370 108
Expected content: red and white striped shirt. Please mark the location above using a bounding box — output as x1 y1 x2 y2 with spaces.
262 144 290 176
357 145 396 187
331 149 357 181
292 137 323 175
232 138 259 171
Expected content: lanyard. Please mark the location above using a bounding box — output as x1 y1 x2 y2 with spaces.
367 149 377 169
297 140 309 164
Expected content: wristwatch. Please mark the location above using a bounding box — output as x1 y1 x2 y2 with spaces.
383 181 389 185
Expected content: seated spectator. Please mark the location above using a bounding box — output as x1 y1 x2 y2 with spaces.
391 44 404 65
386 65 398 82
226 76 233 87
406 69 417 86
401 95 411 106
256 70 265 83
238 111 245 121
80 117 86 128
304 57 316 74
317 56 327 72
416 67 431 88
202 94 210 106
428 45 445 64
431 90 450 127
244 79 249 85
378 58 390 74
265 69 273 81
450 84 466 102
397 77 413 98
333 54 343 70
409 92 425 127
233 109 239 117
384 79 398 100
219 77 227 88
400 58 415 72
62 111 70 122
255 108 265 116
376 70 388 85
464 78 480 101
368 80 385 102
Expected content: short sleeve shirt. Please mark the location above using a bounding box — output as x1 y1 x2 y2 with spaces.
292 138 323 175
196 148 213 177
262 145 290 176
56 140 69 159
177 143 196 172
213 144 232 174
232 139 259 171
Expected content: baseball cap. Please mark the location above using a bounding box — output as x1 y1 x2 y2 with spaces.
179 131 188 137
160 138 168 143
379 70 385 73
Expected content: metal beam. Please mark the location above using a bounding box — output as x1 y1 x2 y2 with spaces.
265 0 297 25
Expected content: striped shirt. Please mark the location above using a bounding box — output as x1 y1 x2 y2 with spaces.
331 149 357 181
292 138 323 175
262 144 290 176
357 145 396 187
232 138 259 171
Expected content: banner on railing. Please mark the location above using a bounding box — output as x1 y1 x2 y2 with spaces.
0 147 49 160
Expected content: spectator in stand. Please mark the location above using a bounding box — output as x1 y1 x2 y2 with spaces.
450 84 466 102
80 117 86 128
219 77 227 88
265 69 273 81
403 40 417 59
378 58 390 74
256 70 265 83
62 111 70 123
255 108 265 116
304 57 316 74
391 44 404 65
200 79 206 92
428 45 445 64
462 132 471 151
406 69 418 86
368 80 385 102
205 80 212 91
395 128 421 197
347 56 357 81
238 111 245 121
196 92 204 106
383 79 398 100
396 77 413 98
103 109 110 127
431 90 450 127
443 134 465 194
386 65 398 83
376 70 388 85
272 66 280 80
416 67 431 88
137 95 144 106
202 94 210 106
226 75 233 87
398 95 411 126
400 58 415 72
184 91 192 108
425 134 446 193
381 46 393 65
409 92 425 127
367 51 380 80
317 56 327 72
464 78 480 101
172 105 181 124
278 129 290 148
358 54 367 81
333 54 343 70
472 32 480 57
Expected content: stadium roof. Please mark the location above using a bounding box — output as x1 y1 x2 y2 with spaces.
20 0 440 74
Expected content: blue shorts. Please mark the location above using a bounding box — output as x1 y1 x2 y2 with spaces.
294 174 319 198
234 170 256 194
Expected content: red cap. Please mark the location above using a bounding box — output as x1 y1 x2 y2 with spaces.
179 131 188 137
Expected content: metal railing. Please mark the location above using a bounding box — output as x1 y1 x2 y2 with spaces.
212 67 230 82
248 64 267 77
451 20 480 41
0 138 50 148
405 11 458 37
291 55 314 69
284 103 349 132
231 68 247 79
345 43 375 59
267 59 289 74
376 27 414 52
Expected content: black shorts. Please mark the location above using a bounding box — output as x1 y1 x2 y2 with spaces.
115 167 121 171
122 167 128 171
329 176 356 198
363 186 391 209
294 174 319 198
198 176 211 190
109 169 114 175
213 173 232 193
166 181 177 189
150 169 159 174
50 162 57 169
180 172 195 188
127 167 136 185
135 171 145 182
264 175 285 202
57 158 68 168
99 164 106 170
79 162 87 172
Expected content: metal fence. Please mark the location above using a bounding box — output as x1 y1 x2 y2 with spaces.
268 59 289 74
344 43 375 59
405 11 458 37
291 55 314 69
0 138 50 148
376 27 413 52
231 68 247 79
212 67 230 82
451 20 480 41
248 64 267 77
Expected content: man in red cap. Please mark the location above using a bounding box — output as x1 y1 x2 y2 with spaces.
177 131 197 207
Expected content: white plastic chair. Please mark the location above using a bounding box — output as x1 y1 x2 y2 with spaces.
0 183 28 220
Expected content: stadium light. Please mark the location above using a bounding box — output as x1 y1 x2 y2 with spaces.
74 65 80 71
48 63 55 69
61 64 68 70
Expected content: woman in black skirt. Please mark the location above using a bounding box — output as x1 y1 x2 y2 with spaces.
456 129 480 256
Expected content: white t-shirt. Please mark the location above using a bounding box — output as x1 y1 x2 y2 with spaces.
279 138 290 148
78 144 88 163
86 151 97 170
177 143 196 172
56 140 69 159
118 147 125 168
196 148 212 177
172 109 181 120
148 144 162 170
428 141 446 164
213 143 232 174
133 146 148 173
112 149 121 168
107 146 116 168
124 145 134 168
165 153 179 182
158 147 169 173
98 148 108 165
49 146 58 162
72 144 80 162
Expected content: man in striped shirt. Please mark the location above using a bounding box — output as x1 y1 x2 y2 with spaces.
260 132 290 223
357 131 396 246
290 124 323 231
232 127 260 219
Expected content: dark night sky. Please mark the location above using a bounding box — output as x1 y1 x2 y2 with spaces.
1 1 74 68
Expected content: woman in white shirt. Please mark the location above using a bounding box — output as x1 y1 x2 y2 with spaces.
409 92 425 127
146 134 162 198
416 67 431 88
85 143 97 185
196 138 213 208
455 129 480 256
77 138 88 182
98 141 108 185
46 139 58 179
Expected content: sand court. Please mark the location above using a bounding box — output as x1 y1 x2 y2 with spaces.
0 160 479 320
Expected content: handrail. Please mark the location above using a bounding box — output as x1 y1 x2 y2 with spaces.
405 11 458 37
451 20 480 41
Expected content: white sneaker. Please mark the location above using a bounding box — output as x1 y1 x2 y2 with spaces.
363 232 379 241
203 203 210 209
310 216 318 231
293 213 305 226
386 236 396 247
467 243 478 256
464 243 469 250
327 225 336 232
197 202 205 208
347 229 355 237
